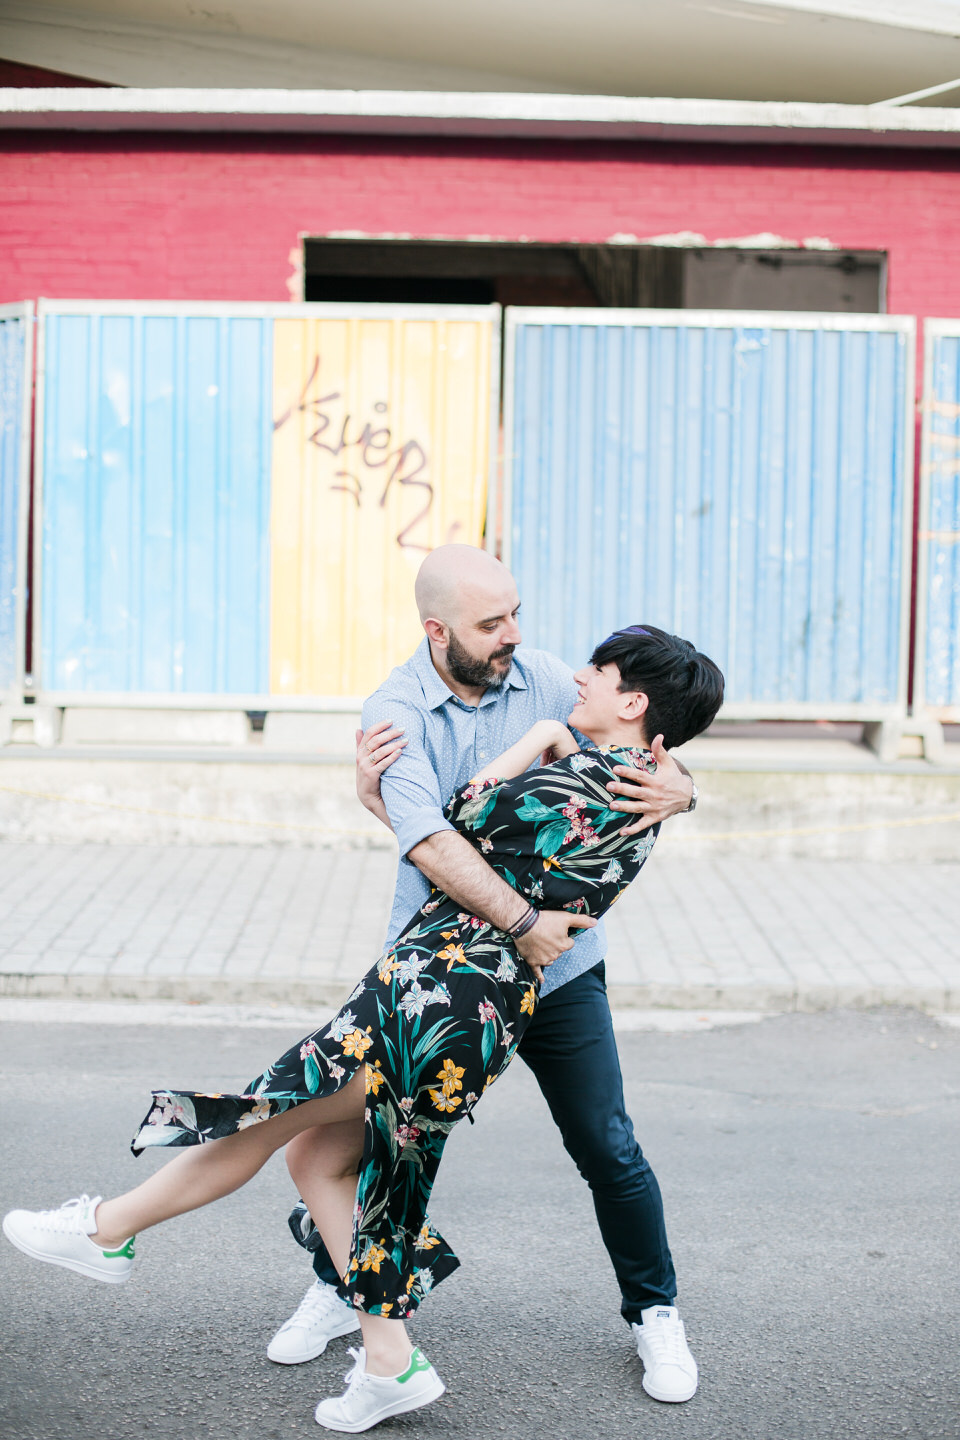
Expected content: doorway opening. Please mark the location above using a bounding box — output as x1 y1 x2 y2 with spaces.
303 238 886 312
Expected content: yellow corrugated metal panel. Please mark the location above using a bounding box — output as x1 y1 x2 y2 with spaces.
270 312 496 697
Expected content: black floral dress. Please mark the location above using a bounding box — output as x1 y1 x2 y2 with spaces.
132 745 659 1316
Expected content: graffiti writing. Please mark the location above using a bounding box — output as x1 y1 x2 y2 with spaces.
274 356 435 552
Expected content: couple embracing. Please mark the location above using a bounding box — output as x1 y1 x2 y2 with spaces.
4 545 723 1432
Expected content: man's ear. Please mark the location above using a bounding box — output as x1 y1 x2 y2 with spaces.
423 617 449 648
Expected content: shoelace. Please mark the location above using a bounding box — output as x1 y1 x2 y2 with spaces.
280 1284 338 1333
340 1347 373 1398
642 1316 689 1365
35 1195 93 1233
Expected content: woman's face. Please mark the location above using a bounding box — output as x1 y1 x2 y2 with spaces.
568 661 630 736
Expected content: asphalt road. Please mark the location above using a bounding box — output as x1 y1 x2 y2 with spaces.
1 1008 958 1440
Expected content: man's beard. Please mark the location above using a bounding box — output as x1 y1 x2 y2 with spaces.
446 630 515 690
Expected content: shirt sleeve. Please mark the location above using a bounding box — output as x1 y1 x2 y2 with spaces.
360 693 456 864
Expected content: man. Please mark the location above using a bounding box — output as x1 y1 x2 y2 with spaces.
268 545 701 1405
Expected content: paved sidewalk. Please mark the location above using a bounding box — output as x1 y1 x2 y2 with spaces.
0 842 957 1010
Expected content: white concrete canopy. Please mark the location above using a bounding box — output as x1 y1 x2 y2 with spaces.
7 87 960 149
4 0 960 104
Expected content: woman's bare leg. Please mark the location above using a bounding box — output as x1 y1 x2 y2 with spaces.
91 1071 366 1247
286 1122 413 1378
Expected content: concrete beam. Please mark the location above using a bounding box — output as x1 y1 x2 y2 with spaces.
6 87 960 148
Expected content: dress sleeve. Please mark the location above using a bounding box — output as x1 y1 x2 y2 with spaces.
445 752 629 852
444 775 506 834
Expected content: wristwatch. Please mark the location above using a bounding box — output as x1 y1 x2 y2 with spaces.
684 783 699 813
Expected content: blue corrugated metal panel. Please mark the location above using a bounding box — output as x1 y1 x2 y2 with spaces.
0 306 29 698
505 313 912 712
920 328 960 712
39 308 273 694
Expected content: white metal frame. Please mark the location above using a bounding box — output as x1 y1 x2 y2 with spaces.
33 298 502 711
916 318 960 724
0 300 33 705
501 306 917 723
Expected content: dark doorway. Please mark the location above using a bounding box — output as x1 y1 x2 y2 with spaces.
302 238 885 312
303 240 671 308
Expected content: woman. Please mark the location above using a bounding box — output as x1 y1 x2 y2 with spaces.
4 625 723 1433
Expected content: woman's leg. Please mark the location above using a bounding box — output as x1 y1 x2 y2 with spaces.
92 1071 366 1247
286 1122 413 1379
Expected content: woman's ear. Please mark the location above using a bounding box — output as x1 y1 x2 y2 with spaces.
618 690 650 723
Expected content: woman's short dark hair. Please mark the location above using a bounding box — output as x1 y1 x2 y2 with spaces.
590 624 724 750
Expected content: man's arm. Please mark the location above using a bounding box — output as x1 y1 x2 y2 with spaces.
408 831 594 981
354 711 593 979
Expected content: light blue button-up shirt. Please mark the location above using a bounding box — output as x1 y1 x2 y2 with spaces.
360 639 606 997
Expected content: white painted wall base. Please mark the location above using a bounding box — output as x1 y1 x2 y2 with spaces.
261 711 360 753
59 707 251 747
0 704 62 748
0 754 958 858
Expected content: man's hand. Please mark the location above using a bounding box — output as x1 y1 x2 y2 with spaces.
605 734 694 837
355 718 407 829
515 911 596 983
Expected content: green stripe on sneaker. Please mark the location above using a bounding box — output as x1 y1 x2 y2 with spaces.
397 1349 432 1384
102 1236 135 1260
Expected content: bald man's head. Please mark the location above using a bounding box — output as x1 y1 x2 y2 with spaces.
415 545 513 627
415 545 523 693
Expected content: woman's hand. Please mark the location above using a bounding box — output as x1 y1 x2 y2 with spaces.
355 719 407 831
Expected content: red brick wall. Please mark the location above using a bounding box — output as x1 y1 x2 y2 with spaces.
3 131 959 321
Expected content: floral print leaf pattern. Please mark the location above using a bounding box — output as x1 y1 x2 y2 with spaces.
533 819 573 859
130 745 658 1317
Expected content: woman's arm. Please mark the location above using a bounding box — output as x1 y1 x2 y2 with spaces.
468 720 579 785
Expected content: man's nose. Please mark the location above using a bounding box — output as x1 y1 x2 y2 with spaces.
503 619 522 646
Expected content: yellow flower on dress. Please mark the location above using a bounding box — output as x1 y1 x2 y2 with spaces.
366 1060 385 1096
437 1057 465 1097
361 1243 387 1273
342 1028 373 1059
429 1088 462 1113
520 986 536 1015
437 942 466 970
377 953 399 984
406 1272 417 1293
417 1221 441 1250
380 1302 393 1317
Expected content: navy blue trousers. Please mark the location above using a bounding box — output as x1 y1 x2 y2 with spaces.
310 960 677 1323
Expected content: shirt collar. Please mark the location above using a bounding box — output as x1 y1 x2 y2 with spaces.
412 637 529 711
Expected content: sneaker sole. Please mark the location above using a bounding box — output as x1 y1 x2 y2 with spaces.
267 1312 361 1365
640 1372 698 1404
2 1215 131 1285
314 1374 446 1432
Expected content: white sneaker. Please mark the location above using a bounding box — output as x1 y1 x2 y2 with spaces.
2 1194 135 1285
267 1280 361 1364
314 1346 445 1433
632 1304 698 1403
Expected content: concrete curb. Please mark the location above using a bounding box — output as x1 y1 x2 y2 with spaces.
1 971 955 1014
